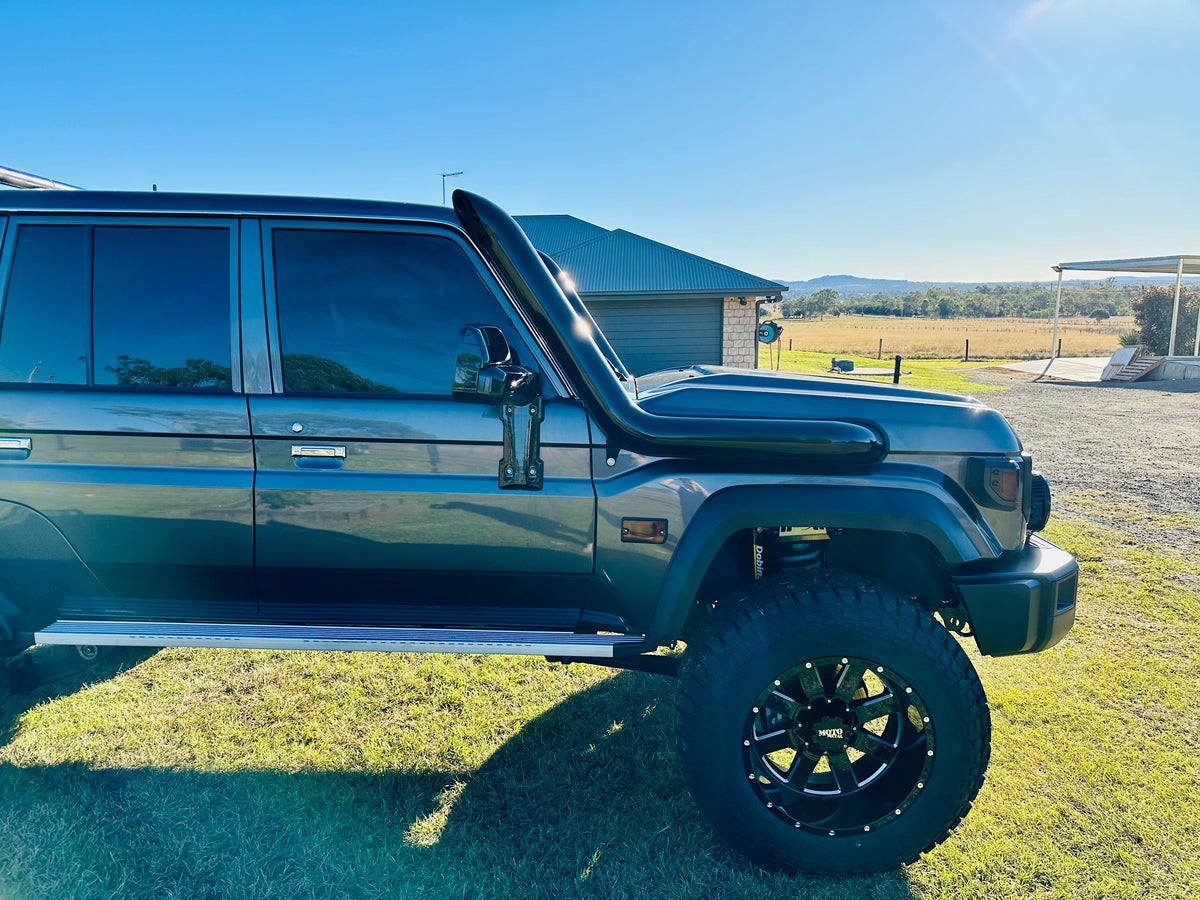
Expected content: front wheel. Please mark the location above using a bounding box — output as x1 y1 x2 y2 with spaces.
676 571 990 875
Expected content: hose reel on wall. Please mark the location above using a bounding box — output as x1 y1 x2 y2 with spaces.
758 320 784 371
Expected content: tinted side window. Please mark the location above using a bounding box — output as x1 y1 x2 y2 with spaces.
93 226 232 389
0 222 233 390
0 225 90 385
273 229 526 395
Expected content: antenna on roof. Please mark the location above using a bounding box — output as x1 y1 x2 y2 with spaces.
440 171 463 205
0 165 83 190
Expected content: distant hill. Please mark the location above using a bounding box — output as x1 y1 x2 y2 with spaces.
782 274 1200 297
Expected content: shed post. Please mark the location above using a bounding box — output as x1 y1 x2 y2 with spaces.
1050 267 1064 360
1193 264 1200 355
1169 257 1183 356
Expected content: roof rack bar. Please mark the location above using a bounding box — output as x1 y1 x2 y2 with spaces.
0 165 82 191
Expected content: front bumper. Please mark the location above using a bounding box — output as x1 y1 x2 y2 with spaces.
949 533 1078 656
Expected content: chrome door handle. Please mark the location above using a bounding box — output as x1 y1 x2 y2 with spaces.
0 437 32 460
291 444 346 469
291 445 346 459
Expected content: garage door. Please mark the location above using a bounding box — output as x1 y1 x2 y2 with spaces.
584 298 723 375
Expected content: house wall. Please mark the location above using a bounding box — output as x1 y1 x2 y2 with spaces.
584 297 723 375
722 297 758 369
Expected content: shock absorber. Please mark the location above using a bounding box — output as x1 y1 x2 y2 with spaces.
753 527 829 578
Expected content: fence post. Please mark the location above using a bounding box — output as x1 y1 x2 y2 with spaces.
788 338 792 351
964 339 969 362
1057 338 1062 358
893 355 902 384
878 338 882 359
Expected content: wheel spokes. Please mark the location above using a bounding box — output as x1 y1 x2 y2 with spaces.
853 691 895 726
852 730 898 761
785 749 821 787
826 750 860 793
752 728 794 756
833 662 866 703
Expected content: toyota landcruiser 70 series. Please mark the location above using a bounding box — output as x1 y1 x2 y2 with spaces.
0 187 1076 874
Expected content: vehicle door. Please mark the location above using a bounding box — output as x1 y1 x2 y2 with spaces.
0 216 255 622
248 220 596 629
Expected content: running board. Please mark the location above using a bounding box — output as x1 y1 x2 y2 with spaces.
34 620 647 658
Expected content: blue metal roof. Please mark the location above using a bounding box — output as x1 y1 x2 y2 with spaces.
514 214 610 256
516 214 783 298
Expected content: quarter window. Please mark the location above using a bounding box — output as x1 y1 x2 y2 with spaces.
0 225 90 385
272 229 527 395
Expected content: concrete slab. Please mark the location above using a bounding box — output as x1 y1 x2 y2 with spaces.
1152 357 1200 381
996 357 1108 382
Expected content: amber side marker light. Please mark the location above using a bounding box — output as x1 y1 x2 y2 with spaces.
622 518 667 544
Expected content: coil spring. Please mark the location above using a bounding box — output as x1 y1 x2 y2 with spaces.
777 540 822 570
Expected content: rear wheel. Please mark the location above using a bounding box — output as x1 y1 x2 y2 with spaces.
676 570 990 875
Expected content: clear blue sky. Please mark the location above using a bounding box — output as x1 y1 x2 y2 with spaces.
5 0 1197 282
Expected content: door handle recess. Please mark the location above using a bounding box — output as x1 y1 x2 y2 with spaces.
0 437 32 460
291 445 346 469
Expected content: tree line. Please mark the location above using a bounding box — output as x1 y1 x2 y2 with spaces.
776 282 1199 355
780 280 1138 320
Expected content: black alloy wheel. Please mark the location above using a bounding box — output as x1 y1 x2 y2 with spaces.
745 655 934 836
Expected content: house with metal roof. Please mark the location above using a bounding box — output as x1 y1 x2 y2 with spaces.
515 214 785 375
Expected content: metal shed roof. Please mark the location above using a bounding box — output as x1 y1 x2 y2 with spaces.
514 215 610 256
516 215 784 299
1056 255 1200 275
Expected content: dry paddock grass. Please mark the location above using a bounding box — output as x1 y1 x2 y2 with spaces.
773 315 1133 360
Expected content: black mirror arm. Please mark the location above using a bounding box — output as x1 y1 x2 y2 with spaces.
499 395 543 490
451 325 544 489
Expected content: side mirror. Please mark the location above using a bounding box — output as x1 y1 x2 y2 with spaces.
453 325 540 404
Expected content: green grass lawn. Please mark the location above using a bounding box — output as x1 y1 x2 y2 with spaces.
1 509 1196 899
756 347 1015 395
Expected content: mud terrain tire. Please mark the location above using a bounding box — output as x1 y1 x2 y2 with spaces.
676 570 990 874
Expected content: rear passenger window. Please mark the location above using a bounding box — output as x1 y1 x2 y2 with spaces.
0 222 233 390
272 228 527 395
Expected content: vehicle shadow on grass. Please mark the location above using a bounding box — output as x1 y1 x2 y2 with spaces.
0 645 160 747
0 669 917 900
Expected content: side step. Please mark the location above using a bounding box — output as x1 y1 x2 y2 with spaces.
34 621 648 658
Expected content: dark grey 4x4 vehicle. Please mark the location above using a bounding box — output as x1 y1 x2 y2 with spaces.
0 186 1076 875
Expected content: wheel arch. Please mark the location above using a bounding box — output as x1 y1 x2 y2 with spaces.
0 499 114 650
647 482 994 643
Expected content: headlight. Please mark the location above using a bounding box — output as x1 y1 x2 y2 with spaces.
967 457 1022 510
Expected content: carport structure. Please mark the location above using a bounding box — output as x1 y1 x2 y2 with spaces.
1051 255 1200 357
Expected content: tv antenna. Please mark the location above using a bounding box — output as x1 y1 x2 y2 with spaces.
440 171 463 205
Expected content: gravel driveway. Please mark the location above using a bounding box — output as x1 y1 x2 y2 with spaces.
966 368 1200 557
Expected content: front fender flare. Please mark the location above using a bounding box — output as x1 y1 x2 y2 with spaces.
646 482 995 643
